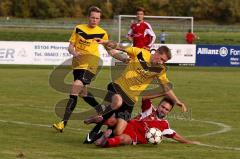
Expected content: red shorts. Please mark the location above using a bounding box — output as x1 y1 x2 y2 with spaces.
123 123 147 144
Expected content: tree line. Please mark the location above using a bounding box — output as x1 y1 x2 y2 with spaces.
0 0 240 23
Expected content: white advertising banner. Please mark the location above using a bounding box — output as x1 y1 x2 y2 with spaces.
151 44 196 64
0 41 113 66
0 41 196 65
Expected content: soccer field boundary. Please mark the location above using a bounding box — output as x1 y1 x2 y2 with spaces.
185 118 232 137
0 118 239 151
0 119 89 133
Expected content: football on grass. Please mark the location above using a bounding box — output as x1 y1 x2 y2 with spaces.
145 128 163 144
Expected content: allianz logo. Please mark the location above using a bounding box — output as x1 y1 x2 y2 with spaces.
197 47 240 57
197 47 228 57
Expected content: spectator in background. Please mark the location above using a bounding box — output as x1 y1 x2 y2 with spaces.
185 29 198 44
126 7 156 50
160 30 168 44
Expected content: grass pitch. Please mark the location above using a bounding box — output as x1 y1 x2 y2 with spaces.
0 66 240 159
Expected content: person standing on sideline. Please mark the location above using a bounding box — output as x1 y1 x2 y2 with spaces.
126 7 156 50
185 29 198 44
160 30 168 44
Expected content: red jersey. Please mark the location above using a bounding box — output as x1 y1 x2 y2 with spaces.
123 99 176 144
127 21 156 48
185 32 195 44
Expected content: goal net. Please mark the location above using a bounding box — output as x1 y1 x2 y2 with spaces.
114 15 194 44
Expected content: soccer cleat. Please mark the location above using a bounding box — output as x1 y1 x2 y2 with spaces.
52 121 65 132
95 129 113 147
83 130 103 144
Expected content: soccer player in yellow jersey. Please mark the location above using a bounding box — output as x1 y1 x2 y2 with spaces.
84 41 187 143
53 6 111 132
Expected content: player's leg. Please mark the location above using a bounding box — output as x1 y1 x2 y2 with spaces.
53 69 93 132
83 92 122 143
114 118 128 136
80 85 99 108
96 133 132 147
113 102 134 135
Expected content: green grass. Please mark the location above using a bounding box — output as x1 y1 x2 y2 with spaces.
0 66 240 159
1 27 240 44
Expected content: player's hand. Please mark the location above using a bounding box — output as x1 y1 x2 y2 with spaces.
123 58 130 64
127 36 133 42
94 38 106 44
176 101 187 112
72 51 81 57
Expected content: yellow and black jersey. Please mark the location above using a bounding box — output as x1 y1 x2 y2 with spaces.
115 47 169 103
69 24 108 74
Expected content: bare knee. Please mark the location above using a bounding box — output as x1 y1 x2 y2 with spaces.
78 85 88 97
111 94 122 110
106 115 117 127
71 80 84 95
114 119 127 136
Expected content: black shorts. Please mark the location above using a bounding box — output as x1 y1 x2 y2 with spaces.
73 69 95 85
104 82 135 121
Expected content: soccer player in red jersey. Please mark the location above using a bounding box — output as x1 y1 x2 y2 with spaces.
185 29 197 44
127 7 156 49
95 97 199 147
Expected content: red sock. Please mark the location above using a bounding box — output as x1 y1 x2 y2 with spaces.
106 137 121 147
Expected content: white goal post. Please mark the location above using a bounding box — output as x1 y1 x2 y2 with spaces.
117 15 194 43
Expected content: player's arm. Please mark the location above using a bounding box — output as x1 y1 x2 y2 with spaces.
144 23 156 48
68 42 80 57
165 89 187 112
156 72 187 112
95 39 130 63
172 133 200 144
145 28 156 48
142 92 166 101
126 28 133 42
107 49 130 64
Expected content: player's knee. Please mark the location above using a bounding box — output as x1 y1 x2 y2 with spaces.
106 117 117 127
114 119 127 136
71 80 84 95
111 94 123 110
114 128 124 136
78 86 88 97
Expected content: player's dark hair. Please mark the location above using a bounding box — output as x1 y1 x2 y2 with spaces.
136 7 145 13
160 97 175 109
157 46 172 60
88 6 102 16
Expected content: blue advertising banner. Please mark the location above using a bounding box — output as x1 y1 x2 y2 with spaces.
196 45 240 66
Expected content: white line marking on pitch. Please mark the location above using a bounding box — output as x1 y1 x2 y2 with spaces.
186 118 232 137
0 119 89 132
0 118 239 151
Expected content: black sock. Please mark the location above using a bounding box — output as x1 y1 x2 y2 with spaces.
82 92 99 107
62 95 78 126
102 107 115 120
91 120 104 134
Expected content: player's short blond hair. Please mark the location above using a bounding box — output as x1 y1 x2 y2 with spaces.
88 6 102 16
157 46 172 60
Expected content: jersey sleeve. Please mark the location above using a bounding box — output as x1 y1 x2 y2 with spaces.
144 23 156 47
124 47 142 59
141 99 152 112
156 70 169 84
69 27 77 43
127 28 133 37
102 32 109 41
162 128 176 138
161 120 176 138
